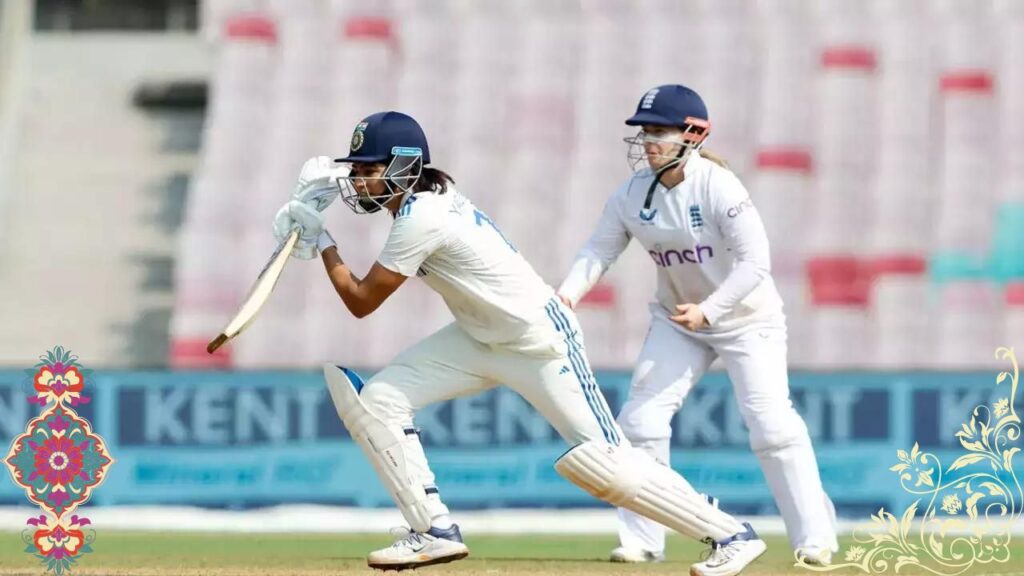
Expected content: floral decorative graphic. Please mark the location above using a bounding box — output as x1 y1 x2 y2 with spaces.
7 405 112 516
23 514 95 575
845 545 866 562
798 347 1022 574
4 347 113 575
940 493 962 515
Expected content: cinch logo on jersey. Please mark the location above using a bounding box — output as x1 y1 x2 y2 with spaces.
649 245 714 267
727 198 755 218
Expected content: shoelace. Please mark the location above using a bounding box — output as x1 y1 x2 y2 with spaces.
707 542 741 566
387 527 428 549
698 537 716 562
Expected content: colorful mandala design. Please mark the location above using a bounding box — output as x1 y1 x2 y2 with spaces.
4 347 113 575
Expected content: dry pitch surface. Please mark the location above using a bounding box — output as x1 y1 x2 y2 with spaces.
2 532 1024 576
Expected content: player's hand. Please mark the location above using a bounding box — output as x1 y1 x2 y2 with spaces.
293 156 343 211
288 200 325 243
670 303 708 331
558 294 575 310
273 200 324 260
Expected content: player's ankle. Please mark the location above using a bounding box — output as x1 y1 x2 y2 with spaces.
430 515 453 531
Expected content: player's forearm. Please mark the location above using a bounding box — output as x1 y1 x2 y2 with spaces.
321 247 376 318
557 252 608 307
698 260 768 325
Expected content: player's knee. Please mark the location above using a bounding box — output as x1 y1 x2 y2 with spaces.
744 408 811 453
617 397 673 443
359 382 412 423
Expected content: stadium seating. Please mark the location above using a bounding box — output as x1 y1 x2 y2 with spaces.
171 12 277 368
171 0 1024 370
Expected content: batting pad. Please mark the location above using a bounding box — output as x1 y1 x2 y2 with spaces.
323 364 433 532
555 441 744 542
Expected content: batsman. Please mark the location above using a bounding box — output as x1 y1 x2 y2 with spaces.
273 110 766 575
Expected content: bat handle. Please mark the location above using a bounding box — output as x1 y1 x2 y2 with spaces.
207 334 228 354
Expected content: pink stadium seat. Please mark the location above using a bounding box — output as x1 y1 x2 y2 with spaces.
805 256 871 367
170 338 232 369
753 148 814 271
817 44 877 176
807 256 870 305
1007 283 1024 306
1005 283 1024 357
343 16 394 41
937 69 997 251
867 255 930 368
580 283 616 308
940 71 995 93
755 149 813 173
820 46 877 70
866 255 927 276
224 15 278 43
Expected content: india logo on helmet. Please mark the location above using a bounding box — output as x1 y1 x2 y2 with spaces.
351 122 368 152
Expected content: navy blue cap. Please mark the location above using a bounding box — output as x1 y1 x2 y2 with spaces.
625 85 708 127
335 111 431 165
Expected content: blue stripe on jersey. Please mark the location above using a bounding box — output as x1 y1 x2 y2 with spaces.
544 300 620 445
544 303 610 443
547 303 619 445
398 194 418 217
550 304 620 445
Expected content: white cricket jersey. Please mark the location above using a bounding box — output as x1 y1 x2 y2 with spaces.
559 152 784 332
377 187 557 346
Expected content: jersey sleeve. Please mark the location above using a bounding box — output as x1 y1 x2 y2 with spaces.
558 186 631 307
698 169 772 326
377 205 446 277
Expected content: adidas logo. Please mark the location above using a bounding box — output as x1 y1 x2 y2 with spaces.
559 366 570 375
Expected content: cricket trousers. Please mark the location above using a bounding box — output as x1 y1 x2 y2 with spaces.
616 305 838 554
357 298 623 523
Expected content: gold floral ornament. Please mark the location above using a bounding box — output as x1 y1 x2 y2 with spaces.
798 347 1022 574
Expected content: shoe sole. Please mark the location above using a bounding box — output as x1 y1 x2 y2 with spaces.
368 551 469 571
689 542 767 576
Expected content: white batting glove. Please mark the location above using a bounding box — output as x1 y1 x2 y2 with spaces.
316 230 337 253
272 200 324 260
293 156 343 212
288 200 324 242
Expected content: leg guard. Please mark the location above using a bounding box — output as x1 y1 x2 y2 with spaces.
555 441 744 542
616 437 671 554
324 364 433 532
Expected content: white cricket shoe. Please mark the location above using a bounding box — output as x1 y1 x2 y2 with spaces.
690 523 767 576
796 546 832 566
366 524 469 571
609 546 665 563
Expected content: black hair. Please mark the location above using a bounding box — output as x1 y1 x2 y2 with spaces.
414 167 455 194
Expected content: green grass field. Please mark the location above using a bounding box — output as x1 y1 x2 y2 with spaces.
2 532 1024 576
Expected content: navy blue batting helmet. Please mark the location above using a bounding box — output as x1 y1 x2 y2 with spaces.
625 84 708 128
335 111 431 165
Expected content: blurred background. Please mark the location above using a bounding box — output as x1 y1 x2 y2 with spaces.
1 0 1022 528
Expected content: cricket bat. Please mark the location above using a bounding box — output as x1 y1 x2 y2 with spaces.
207 229 301 354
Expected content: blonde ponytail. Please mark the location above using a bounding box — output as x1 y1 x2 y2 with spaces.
699 149 730 169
